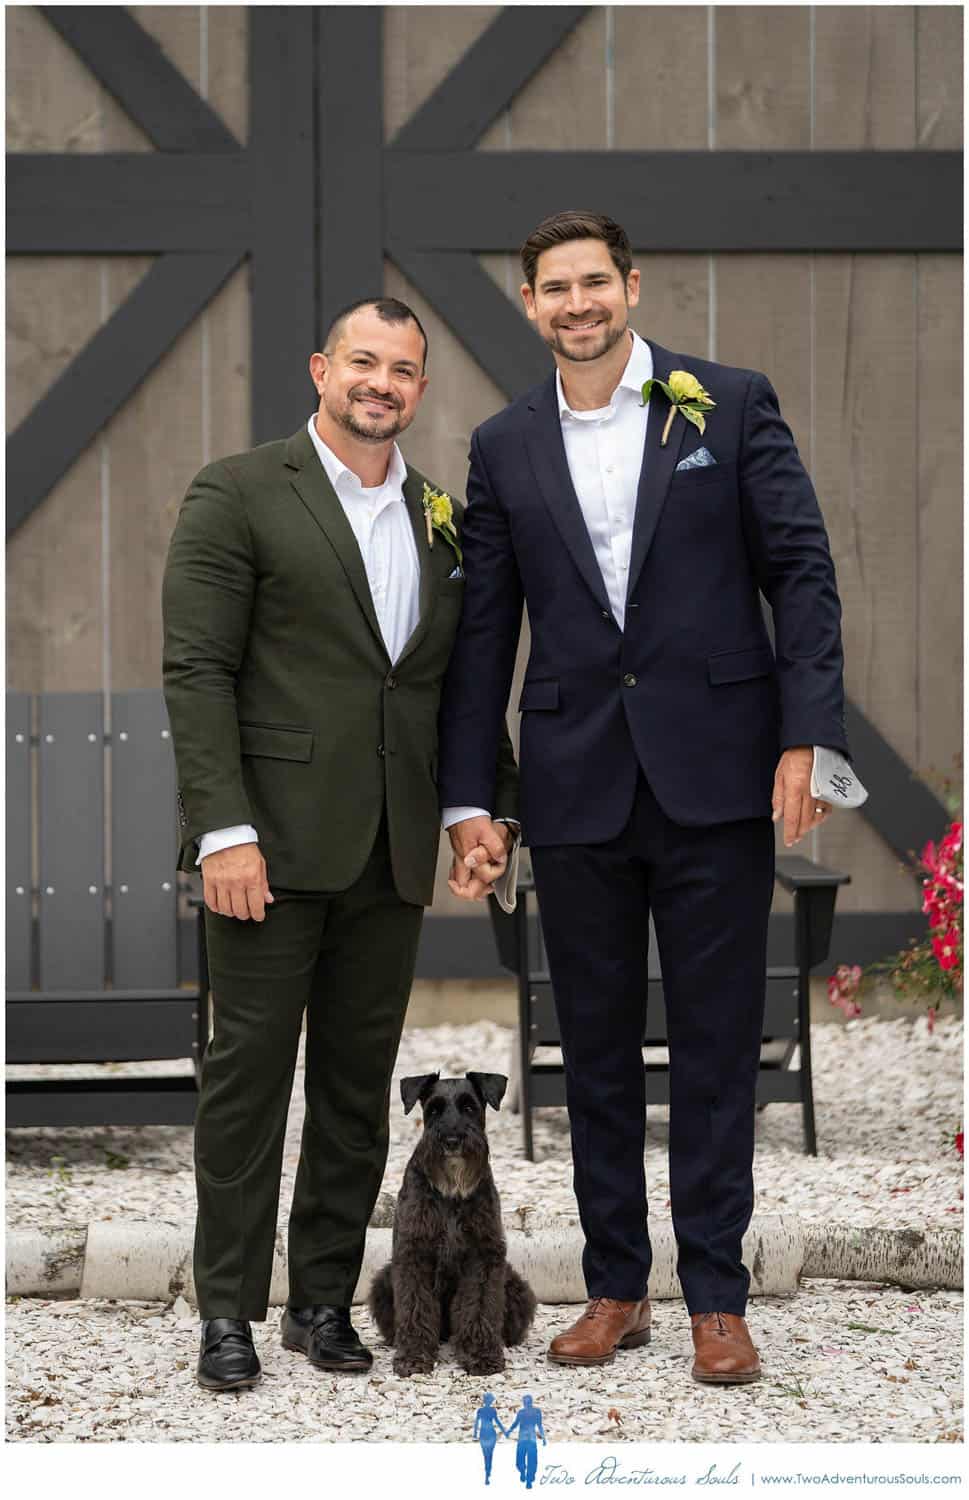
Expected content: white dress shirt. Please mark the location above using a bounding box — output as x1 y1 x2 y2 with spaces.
555 328 653 630
197 416 419 863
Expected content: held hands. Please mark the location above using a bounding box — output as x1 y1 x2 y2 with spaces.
447 816 514 902
772 746 832 847
201 843 274 921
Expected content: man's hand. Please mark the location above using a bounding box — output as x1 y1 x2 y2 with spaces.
201 843 274 921
447 816 513 902
772 746 832 847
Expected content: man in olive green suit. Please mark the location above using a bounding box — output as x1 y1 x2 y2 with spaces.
162 298 517 1391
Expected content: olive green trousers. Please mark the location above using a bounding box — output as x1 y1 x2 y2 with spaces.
193 819 423 1319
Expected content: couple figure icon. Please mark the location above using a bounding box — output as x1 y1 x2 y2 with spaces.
474 1393 547 1487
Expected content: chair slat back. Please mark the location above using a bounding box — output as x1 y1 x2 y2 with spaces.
6 694 33 989
38 693 106 990
111 691 178 988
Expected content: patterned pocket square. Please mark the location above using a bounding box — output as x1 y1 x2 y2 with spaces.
448 565 465 580
676 446 718 471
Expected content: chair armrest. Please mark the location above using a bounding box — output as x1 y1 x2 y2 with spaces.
774 853 851 893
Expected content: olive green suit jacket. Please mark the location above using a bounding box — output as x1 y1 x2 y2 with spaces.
162 425 519 905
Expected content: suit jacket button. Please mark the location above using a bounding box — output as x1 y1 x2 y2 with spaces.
377 744 385 757
386 676 397 690
623 673 637 687
601 610 610 620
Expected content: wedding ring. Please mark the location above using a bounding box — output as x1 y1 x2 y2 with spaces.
814 806 824 815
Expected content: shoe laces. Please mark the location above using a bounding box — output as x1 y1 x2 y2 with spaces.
586 1297 624 1320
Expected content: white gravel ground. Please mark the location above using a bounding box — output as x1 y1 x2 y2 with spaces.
5 1015 965 1442
4 1284 962 1444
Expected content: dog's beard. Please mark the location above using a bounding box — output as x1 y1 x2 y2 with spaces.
420 1136 489 1199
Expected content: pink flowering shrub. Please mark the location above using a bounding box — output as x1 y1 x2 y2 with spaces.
828 820 963 1014
827 780 963 1156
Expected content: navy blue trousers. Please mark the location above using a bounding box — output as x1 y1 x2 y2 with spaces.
530 771 775 1315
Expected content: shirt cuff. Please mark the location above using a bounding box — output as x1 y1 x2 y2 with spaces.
197 824 259 865
442 806 491 829
442 807 521 832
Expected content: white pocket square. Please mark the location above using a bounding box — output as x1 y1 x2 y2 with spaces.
676 447 718 471
448 565 465 580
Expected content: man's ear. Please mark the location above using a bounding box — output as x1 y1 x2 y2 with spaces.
309 351 327 393
520 283 536 321
466 1072 507 1111
400 1073 439 1115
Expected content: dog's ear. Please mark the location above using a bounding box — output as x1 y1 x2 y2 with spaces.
400 1073 439 1115
466 1072 507 1111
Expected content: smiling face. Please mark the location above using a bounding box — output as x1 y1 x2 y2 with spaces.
520 238 640 364
310 305 428 445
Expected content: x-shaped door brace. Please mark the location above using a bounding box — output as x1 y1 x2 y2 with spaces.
7 5 956 856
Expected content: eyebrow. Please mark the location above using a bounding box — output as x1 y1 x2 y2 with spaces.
539 272 612 290
346 346 419 372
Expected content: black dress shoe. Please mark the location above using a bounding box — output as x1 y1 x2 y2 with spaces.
280 1304 373 1371
197 1319 261 1391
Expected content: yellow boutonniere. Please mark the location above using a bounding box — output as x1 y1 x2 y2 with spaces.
421 483 462 564
640 369 716 446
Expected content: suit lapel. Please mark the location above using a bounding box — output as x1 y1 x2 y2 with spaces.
393 469 437 669
284 426 389 660
525 376 612 614
625 339 689 603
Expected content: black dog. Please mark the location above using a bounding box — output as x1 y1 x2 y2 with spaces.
369 1071 536 1376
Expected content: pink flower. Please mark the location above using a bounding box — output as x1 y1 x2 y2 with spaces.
932 932 960 971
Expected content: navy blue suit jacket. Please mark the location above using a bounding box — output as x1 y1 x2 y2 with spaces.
437 339 851 846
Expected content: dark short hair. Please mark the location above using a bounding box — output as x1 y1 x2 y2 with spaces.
323 297 428 371
520 211 633 290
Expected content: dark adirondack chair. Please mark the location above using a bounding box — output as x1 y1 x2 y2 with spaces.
6 690 206 1126
490 856 850 1161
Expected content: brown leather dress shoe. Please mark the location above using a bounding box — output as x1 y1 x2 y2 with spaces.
690 1311 762 1384
548 1297 651 1366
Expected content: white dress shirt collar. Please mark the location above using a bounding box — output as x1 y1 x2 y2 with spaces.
306 414 408 498
556 329 654 421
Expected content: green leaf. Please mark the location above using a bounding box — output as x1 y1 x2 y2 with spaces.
680 407 706 435
640 378 674 408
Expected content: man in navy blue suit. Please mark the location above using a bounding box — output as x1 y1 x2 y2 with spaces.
438 211 853 1383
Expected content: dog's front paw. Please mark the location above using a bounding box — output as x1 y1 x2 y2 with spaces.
393 1352 436 1377
460 1350 506 1377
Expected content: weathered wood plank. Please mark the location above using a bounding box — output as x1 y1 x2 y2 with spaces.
916 4 962 149
5 7 109 692
383 6 500 143
915 9 962 782
105 9 204 692
478 5 607 326
714 6 811 907
203 10 250 463
614 8 709 354
715 6 811 149
810 2 920 911
815 6 915 148
915 310 962 764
